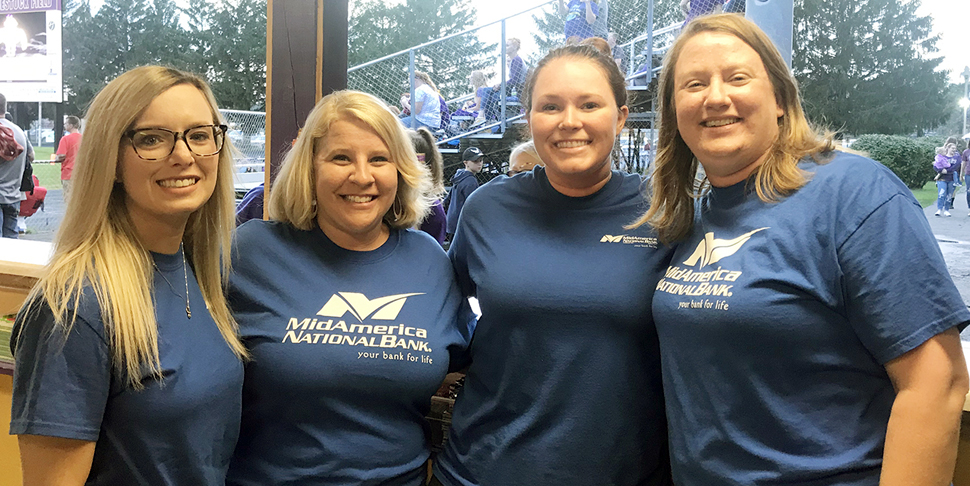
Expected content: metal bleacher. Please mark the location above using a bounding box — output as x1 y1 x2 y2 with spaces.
346 0 684 184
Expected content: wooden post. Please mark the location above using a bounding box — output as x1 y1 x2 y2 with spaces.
263 0 348 216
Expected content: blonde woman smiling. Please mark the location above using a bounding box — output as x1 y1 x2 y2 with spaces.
11 66 246 485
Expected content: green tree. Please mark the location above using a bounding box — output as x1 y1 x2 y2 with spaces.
62 0 198 112
186 0 267 110
793 0 950 135
347 0 492 105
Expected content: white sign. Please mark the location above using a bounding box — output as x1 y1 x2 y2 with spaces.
0 8 62 102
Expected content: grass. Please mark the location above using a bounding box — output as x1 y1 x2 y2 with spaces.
29 146 61 190
911 181 939 208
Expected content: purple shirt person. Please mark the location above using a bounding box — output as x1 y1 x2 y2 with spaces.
933 143 961 215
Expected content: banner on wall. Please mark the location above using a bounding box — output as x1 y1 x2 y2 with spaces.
0 0 62 102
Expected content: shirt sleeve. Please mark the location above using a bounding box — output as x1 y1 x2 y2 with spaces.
446 279 477 372
55 137 67 156
448 219 477 299
839 193 970 364
9 299 111 441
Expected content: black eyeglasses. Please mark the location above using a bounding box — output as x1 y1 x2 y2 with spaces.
125 124 228 160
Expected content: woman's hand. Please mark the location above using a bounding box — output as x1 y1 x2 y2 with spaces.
881 328 968 486
19 434 96 486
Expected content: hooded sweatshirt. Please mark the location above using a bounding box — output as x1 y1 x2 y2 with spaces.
446 169 480 234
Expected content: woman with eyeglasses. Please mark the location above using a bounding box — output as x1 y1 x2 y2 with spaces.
10 66 246 485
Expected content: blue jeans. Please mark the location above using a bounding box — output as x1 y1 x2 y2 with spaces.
937 180 955 210
1 202 18 238
398 114 435 132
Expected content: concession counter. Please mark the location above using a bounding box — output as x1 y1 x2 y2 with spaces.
0 238 50 486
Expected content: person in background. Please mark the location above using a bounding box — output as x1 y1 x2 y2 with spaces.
608 32 625 72
963 141 970 215
640 14 968 485
680 0 722 26
55 115 82 203
445 147 483 239
410 126 448 245
0 91 26 238
400 71 441 131
10 66 246 484
453 70 489 125
559 0 598 42
934 142 960 217
506 38 527 96
433 44 673 486
590 0 609 39
235 183 264 226
477 38 526 126
226 90 474 486
15 136 34 235
507 140 543 175
580 36 610 56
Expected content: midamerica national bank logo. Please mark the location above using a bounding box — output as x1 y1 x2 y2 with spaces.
599 234 658 247
282 292 436 363
656 228 768 305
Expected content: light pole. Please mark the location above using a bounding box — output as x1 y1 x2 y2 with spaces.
962 98 970 138
962 67 970 137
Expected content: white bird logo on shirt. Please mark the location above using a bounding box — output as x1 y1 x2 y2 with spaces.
316 292 424 322
682 227 769 267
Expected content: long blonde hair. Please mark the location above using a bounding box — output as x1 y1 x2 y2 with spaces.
24 66 246 388
269 90 433 230
414 71 438 93
634 14 834 243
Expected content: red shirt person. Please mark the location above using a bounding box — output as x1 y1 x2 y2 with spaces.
55 115 82 202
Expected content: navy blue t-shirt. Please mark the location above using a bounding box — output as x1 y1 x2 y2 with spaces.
436 168 675 486
227 222 475 486
652 152 970 485
10 250 244 485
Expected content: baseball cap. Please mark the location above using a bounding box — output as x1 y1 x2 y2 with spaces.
462 147 485 161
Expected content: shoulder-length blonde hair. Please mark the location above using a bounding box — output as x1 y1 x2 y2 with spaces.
269 90 433 230
24 65 246 388
635 13 834 243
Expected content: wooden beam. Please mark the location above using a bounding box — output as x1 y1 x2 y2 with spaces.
264 0 348 216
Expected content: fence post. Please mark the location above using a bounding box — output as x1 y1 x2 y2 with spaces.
646 0 654 84
499 20 507 133
409 50 417 129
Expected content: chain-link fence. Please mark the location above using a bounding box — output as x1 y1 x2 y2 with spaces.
221 109 267 196
346 0 741 182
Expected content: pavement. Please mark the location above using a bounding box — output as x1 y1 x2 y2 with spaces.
19 187 64 243
919 188 970 340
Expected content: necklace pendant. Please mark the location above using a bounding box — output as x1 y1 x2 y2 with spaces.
186 305 192 319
